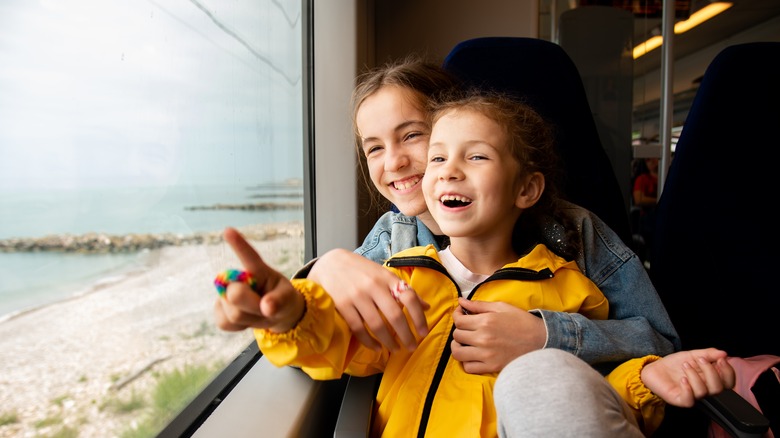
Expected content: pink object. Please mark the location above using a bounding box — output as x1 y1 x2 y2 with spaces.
708 355 780 438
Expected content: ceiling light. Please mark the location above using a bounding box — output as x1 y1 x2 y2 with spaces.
632 2 734 59
633 35 664 59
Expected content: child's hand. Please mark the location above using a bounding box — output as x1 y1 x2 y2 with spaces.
309 248 430 352
641 348 736 407
214 227 305 333
452 298 546 374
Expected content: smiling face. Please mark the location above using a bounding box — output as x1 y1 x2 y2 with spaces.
356 85 432 219
423 108 527 242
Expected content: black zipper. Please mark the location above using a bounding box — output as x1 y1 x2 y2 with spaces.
385 255 554 437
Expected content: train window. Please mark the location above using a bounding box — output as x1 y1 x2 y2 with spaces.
0 1 305 437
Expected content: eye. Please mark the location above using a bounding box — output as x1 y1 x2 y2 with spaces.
404 131 428 142
469 154 488 161
363 144 383 157
429 156 445 163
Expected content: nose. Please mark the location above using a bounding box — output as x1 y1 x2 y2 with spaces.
438 158 463 181
384 143 409 172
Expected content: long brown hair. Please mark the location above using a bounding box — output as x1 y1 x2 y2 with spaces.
351 56 460 209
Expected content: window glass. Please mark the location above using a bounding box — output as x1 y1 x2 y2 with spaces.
0 1 304 436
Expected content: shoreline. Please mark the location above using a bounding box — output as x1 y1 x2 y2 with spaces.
0 221 304 254
0 222 304 438
0 264 145 324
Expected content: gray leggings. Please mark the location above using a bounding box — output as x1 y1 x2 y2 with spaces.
494 349 645 437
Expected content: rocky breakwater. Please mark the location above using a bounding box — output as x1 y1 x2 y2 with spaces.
0 222 303 254
184 202 303 211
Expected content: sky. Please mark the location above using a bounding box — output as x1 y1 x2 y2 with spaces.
0 0 303 192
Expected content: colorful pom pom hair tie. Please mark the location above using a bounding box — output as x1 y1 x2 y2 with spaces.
214 269 259 297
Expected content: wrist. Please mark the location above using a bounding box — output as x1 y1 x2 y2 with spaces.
270 291 307 333
639 355 662 384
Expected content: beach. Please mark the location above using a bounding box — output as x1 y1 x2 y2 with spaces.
0 223 305 438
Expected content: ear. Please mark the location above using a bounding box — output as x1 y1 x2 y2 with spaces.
515 172 545 209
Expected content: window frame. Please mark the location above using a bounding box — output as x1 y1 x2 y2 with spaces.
157 0 372 433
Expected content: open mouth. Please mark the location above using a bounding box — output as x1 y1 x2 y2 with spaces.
440 194 472 208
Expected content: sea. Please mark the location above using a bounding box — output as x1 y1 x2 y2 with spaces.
0 183 303 320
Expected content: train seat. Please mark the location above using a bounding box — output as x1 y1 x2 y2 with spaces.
650 42 780 438
441 36 632 246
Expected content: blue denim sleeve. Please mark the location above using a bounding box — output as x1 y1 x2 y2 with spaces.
534 202 680 374
354 211 423 264
295 212 428 278
353 212 394 265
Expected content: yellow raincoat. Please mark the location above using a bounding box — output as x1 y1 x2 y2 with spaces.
256 244 664 437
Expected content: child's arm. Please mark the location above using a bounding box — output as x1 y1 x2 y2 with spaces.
255 277 389 379
607 348 736 435
215 227 388 379
307 248 430 352
640 348 736 408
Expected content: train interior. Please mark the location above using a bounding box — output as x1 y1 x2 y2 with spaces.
2 0 777 437
156 1 780 437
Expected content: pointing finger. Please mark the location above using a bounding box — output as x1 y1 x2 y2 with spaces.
224 227 272 283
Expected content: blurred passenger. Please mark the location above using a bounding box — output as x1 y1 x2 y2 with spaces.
632 157 659 267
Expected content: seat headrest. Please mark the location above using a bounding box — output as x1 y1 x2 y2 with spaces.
443 37 631 243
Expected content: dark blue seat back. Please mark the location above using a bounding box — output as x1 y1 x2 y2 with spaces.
442 37 631 245
650 42 780 437
650 42 780 359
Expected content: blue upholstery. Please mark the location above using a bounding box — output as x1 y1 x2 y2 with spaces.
442 37 632 245
650 42 780 358
650 42 780 437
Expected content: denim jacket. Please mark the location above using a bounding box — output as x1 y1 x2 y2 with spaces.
354 200 680 375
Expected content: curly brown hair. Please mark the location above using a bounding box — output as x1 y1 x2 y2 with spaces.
429 89 579 258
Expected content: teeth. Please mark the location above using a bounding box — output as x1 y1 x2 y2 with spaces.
393 176 421 190
440 194 473 203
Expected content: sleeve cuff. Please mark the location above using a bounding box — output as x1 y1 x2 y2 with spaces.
606 355 666 435
255 279 337 366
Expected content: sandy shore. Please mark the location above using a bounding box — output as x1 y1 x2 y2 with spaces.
0 223 305 438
